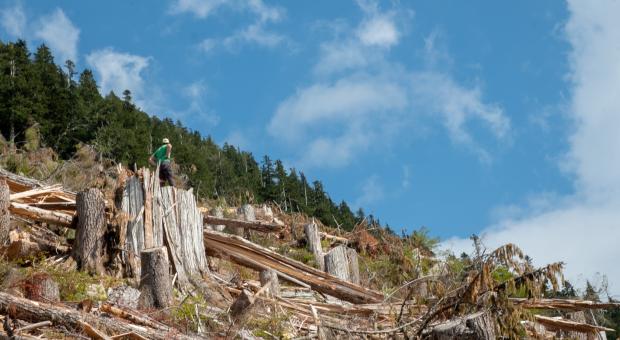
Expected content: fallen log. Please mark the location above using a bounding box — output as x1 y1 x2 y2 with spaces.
0 168 76 203
8 202 73 227
0 292 188 340
534 315 614 334
78 320 111 340
203 215 284 234
511 298 620 311
100 304 170 331
204 230 384 304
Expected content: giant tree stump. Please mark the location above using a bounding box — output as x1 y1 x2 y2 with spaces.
0 179 10 245
74 188 106 275
260 269 280 297
304 222 324 270
324 245 350 282
138 246 172 309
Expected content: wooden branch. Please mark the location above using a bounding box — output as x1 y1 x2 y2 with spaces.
9 202 74 226
9 185 63 201
319 232 348 244
78 320 111 340
511 298 620 311
204 215 284 233
15 320 52 333
204 229 384 304
534 315 614 333
100 304 170 331
110 332 148 340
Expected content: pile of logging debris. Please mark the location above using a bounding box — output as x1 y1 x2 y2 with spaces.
1 166 620 339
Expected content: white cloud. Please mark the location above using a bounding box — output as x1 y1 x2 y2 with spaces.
177 80 219 126
402 165 411 189
357 15 399 48
1 2 26 38
444 0 620 296
86 48 150 106
354 175 385 209
168 0 226 18
34 9 80 63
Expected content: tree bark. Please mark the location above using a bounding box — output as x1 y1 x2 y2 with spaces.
425 311 496 340
0 180 10 245
142 169 153 249
24 274 59 303
73 188 106 275
234 204 255 237
324 245 350 282
304 222 324 270
346 248 360 285
138 247 172 309
259 269 280 297
207 207 225 232
8 202 73 227
118 176 145 279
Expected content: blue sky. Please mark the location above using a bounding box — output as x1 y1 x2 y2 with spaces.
2 0 619 294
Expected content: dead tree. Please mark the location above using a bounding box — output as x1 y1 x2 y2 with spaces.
324 245 350 282
139 247 172 309
260 269 280 297
74 188 106 275
0 180 9 245
304 222 324 270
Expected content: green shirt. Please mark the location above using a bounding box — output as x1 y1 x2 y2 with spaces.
153 144 170 162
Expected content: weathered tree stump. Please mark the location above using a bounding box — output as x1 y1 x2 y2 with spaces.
25 273 59 302
74 188 106 275
324 245 350 282
118 176 145 279
230 289 254 319
304 222 324 270
208 207 226 232
346 248 360 285
0 179 10 245
138 246 172 309
233 204 254 237
259 269 280 297
426 311 496 340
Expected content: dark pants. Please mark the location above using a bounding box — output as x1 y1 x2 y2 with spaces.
159 161 174 187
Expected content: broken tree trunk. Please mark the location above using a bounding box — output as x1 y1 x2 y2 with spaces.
143 169 154 249
324 245 350 282
8 202 73 227
0 180 9 245
260 269 280 297
74 188 106 275
304 222 324 270
206 207 225 232
0 292 191 340
160 187 209 291
233 204 254 237
138 246 172 309
204 230 384 304
425 311 496 340
119 176 145 279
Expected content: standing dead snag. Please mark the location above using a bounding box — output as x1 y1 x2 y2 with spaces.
0 179 9 245
74 188 106 275
139 246 172 309
304 221 324 270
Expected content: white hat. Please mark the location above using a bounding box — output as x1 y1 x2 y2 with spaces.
163 138 170 144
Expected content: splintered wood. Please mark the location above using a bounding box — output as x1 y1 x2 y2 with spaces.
204 230 384 304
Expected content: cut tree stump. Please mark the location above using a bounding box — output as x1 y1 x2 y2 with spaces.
207 207 225 232
347 248 360 285
304 222 324 270
74 188 106 275
24 273 60 303
118 176 145 279
259 269 280 297
425 311 496 340
0 180 10 245
324 245 350 282
234 204 255 237
138 247 172 309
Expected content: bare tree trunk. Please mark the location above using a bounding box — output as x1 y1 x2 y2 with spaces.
0 180 10 246
139 247 172 309
259 269 280 297
346 248 360 285
304 222 324 270
324 245 350 282
74 188 106 275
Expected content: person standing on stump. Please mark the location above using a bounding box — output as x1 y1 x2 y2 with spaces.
149 138 174 187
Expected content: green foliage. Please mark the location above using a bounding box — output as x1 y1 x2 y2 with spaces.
0 39 379 233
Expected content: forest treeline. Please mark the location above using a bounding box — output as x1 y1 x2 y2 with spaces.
0 39 391 232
